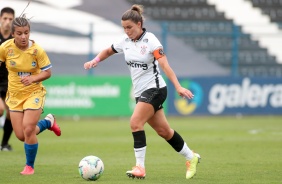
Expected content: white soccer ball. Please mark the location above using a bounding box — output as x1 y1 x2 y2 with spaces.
78 155 104 181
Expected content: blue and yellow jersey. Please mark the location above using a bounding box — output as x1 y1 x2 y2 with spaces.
0 39 51 94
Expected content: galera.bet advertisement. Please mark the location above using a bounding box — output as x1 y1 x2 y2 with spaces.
167 77 282 116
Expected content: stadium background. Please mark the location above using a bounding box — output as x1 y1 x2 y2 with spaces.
1 0 282 117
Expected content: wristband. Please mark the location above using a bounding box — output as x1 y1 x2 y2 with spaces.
94 57 101 63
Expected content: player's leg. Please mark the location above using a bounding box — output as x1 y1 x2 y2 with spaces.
0 96 4 116
148 112 200 179
19 88 57 175
9 111 25 142
126 101 154 179
37 113 61 136
20 109 42 175
1 101 13 151
10 110 34 175
29 89 61 136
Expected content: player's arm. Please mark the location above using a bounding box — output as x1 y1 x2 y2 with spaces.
0 46 5 66
21 68 51 86
155 48 194 99
84 47 115 70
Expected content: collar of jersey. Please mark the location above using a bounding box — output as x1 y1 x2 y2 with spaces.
131 28 146 42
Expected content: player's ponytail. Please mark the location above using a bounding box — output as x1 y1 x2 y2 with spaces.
122 4 145 27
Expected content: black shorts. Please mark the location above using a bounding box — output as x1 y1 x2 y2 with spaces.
135 87 167 113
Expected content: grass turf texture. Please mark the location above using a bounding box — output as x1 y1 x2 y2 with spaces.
0 116 281 184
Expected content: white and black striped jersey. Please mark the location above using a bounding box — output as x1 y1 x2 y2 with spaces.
112 29 166 97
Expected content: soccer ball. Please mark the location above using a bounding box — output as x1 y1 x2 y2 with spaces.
78 155 104 181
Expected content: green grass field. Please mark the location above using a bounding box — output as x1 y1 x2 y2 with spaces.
0 116 281 184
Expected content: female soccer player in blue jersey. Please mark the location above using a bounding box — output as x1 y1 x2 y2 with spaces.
84 4 200 180
0 14 61 175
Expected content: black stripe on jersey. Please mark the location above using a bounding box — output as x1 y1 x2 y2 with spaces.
111 44 118 53
153 59 160 88
133 28 147 42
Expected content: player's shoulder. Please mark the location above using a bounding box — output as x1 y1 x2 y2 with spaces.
142 31 159 44
30 41 46 52
1 39 14 48
144 31 155 37
143 29 156 37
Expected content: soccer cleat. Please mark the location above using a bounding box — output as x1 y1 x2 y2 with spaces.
126 165 146 179
0 144 12 151
186 153 201 179
20 165 34 175
45 114 61 136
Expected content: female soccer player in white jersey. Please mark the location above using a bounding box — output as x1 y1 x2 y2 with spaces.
84 4 200 179
0 14 61 175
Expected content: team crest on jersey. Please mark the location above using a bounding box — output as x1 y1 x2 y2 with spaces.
143 38 148 43
34 98 40 105
32 61 37 67
10 60 16 67
33 49 38 56
8 49 14 56
140 45 147 55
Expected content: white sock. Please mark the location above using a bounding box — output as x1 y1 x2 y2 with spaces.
178 142 194 160
134 146 146 168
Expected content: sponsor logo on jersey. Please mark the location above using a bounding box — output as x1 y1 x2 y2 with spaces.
18 72 32 77
126 61 148 70
9 100 18 105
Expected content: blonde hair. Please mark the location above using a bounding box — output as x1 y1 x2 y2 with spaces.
122 4 145 27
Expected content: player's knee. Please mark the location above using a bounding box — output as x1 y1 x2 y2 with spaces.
129 117 143 131
156 128 172 140
23 126 36 138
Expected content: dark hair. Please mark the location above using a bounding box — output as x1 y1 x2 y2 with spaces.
122 4 144 27
0 7 15 17
11 14 30 33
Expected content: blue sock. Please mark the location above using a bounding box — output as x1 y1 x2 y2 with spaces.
37 119 51 134
24 143 38 168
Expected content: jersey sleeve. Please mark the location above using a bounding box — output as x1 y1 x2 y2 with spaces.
112 35 126 53
36 46 52 71
0 45 6 63
148 33 163 52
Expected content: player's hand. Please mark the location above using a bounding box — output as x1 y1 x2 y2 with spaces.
176 86 194 99
84 60 98 70
21 75 34 86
